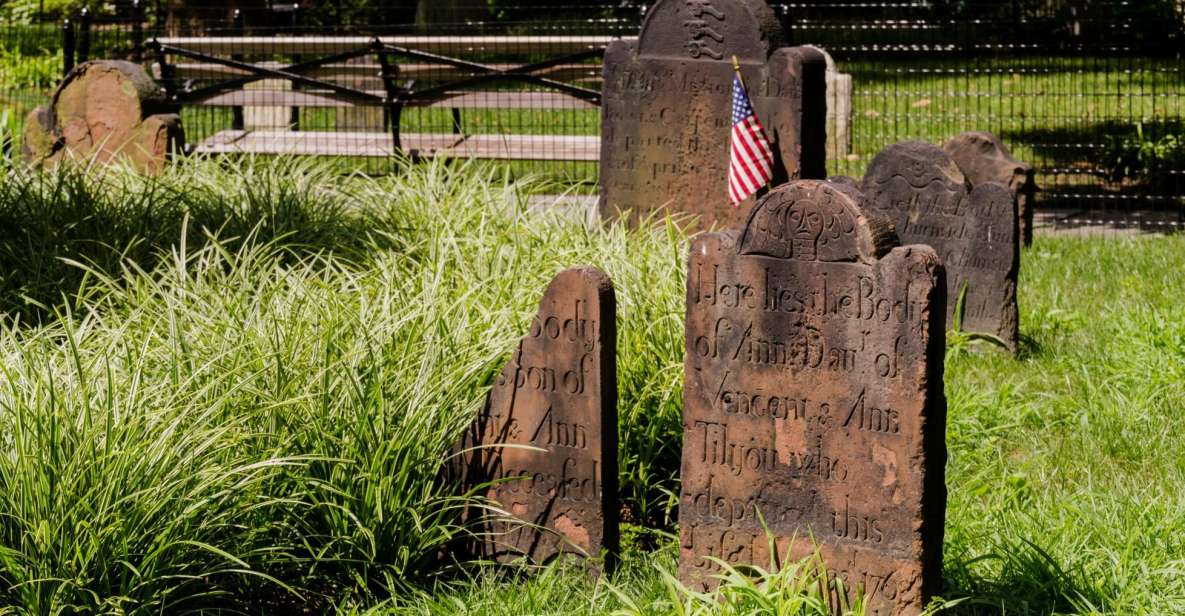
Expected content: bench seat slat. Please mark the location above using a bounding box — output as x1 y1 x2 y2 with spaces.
194 130 600 161
156 35 631 56
192 90 598 109
158 62 602 83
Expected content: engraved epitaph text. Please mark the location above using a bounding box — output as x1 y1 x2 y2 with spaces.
599 0 827 231
679 180 947 615
944 131 1037 247
458 267 619 567
861 141 1020 351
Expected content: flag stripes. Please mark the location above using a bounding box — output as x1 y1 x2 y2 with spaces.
728 74 775 205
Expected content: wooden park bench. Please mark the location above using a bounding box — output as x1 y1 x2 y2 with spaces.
148 35 623 162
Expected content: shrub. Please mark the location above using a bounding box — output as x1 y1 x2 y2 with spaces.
1101 122 1185 194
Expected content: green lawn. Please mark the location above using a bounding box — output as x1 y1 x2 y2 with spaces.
1 158 1183 613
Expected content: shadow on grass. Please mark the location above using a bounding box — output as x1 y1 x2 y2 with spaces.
1002 120 1185 200
0 159 391 324
942 538 1111 615
1014 333 1045 360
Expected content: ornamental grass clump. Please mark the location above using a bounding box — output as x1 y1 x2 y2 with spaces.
0 156 689 610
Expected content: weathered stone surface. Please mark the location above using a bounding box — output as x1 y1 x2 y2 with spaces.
599 0 827 231
861 141 1019 351
944 131 1036 247
20 106 55 161
457 267 618 568
679 179 947 615
25 60 182 173
827 174 860 190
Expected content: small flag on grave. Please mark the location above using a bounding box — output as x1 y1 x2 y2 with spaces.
728 59 775 205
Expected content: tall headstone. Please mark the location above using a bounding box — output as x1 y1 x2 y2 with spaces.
599 0 828 231
680 180 947 615
944 131 1037 247
861 141 1019 351
456 267 619 568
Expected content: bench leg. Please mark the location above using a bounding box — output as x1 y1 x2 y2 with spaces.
451 107 463 135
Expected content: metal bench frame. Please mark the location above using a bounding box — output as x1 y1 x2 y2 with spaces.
149 36 605 156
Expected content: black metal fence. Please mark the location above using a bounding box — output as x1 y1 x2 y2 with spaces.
2 1 1183 231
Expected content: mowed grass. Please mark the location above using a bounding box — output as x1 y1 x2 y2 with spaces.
0 158 1183 613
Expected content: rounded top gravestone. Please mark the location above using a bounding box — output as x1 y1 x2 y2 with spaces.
599 0 827 231
680 179 948 615
738 179 897 264
861 141 1019 352
637 0 785 61
943 131 1037 247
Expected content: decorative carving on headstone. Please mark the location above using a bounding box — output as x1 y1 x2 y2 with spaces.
944 131 1037 247
861 141 1019 351
599 0 828 231
456 267 619 569
22 60 183 174
679 179 947 615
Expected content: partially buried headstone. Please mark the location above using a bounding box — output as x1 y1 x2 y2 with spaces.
599 0 827 231
944 131 1037 247
861 141 1019 352
22 60 183 174
680 179 947 615
456 267 619 568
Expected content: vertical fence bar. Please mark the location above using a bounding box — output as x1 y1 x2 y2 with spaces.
289 3 301 130
62 18 76 75
131 0 145 63
231 9 245 131
78 8 91 65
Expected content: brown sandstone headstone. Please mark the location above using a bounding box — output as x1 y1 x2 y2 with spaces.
861 141 1019 352
679 179 947 615
25 60 183 173
599 0 828 231
944 131 1036 247
21 106 55 161
457 267 618 568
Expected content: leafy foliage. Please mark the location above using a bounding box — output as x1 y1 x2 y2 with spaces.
1102 122 1185 194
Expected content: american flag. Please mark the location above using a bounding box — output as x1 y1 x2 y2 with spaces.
728 74 775 205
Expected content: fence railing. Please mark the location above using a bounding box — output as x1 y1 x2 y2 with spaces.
2 2 1183 228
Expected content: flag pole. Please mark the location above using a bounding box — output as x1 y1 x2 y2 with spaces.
731 55 746 91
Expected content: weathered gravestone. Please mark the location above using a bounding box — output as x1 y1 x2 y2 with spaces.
680 179 947 615
456 267 619 568
599 0 828 231
861 141 1019 352
23 60 183 174
944 131 1037 247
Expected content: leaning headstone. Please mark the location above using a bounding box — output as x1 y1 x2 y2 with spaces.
944 131 1037 247
599 0 828 231
861 141 1019 351
456 267 619 568
23 60 183 174
680 179 947 615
